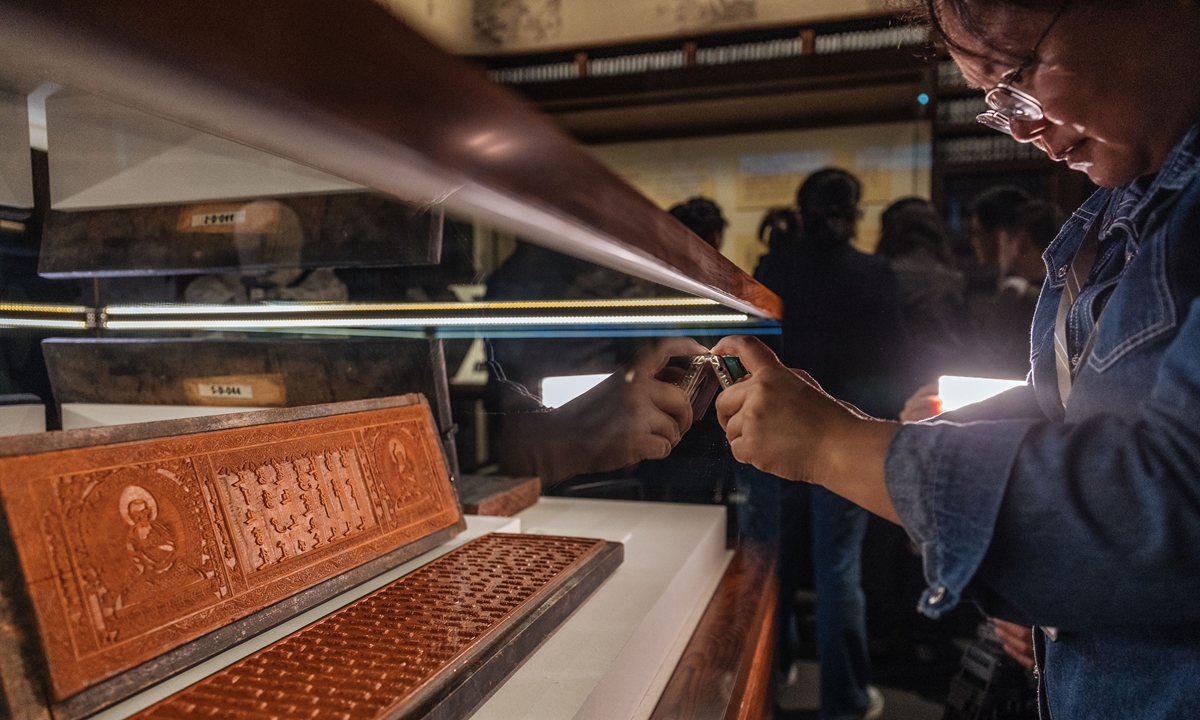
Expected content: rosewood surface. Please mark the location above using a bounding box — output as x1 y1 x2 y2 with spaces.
0 396 462 703
649 543 778 720
131 533 621 720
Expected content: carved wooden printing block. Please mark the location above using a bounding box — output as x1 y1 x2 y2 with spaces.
131 534 617 720
0 396 464 707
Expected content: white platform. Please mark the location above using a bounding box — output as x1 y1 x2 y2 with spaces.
61 402 269 430
0 403 45 437
95 498 729 720
475 498 731 720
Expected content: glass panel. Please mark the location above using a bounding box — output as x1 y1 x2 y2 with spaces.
0 74 775 542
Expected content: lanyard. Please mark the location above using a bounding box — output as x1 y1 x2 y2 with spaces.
1053 202 1111 409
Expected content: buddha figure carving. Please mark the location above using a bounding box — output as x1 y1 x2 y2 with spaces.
120 486 179 577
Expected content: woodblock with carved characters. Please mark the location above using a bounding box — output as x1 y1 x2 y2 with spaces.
0 395 463 705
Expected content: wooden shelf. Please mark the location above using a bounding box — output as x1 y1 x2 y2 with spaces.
935 85 983 99
936 158 1056 175
933 123 993 138
650 542 777 720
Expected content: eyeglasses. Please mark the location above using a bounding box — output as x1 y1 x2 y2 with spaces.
975 1 1071 136
976 79 1044 136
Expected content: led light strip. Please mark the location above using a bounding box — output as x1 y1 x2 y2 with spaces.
103 298 720 316
103 313 751 330
0 302 90 314
0 317 91 329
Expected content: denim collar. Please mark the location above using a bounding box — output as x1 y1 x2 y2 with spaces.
1115 121 1200 241
1044 120 1200 285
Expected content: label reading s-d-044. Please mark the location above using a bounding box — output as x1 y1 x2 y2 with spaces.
197 384 254 399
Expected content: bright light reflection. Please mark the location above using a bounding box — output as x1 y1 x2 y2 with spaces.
542 374 611 408
103 298 719 315
0 318 89 329
103 313 750 330
938 375 1025 412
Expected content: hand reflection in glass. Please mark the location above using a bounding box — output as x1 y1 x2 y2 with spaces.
498 336 708 485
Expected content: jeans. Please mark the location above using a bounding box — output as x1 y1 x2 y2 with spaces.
810 485 871 720
739 468 871 720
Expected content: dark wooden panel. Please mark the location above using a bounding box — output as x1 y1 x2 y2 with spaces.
0 395 463 705
42 338 440 409
41 337 460 475
650 543 777 720
458 475 541 517
0 0 780 319
130 534 622 720
522 47 930 112
39 193 442 278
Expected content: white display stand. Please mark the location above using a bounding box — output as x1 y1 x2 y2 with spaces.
0 403 45 437
61 402 270 430
92 497 728 720
476 498 731 720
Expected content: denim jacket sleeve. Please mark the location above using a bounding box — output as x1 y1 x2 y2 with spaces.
884 413 1035 619
884 383 1042 620
884 192 1200 632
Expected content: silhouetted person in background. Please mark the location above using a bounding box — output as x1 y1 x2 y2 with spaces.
966 185 1031 287
668 196 728 251
970 199 1065 379
876 197 965 383
750 168 907 720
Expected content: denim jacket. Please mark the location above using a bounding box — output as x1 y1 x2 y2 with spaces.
885 121 1200 719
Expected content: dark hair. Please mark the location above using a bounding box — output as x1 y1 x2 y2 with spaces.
969 185 1031 233
909 0 1063 62
1016 199 1064 252
795 168 862 249
876 197 956 266
668 196 728 250
757 207 802 252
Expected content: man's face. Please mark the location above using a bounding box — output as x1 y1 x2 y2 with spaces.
969 216 1000 267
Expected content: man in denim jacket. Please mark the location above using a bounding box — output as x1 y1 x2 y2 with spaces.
711 1 1200 717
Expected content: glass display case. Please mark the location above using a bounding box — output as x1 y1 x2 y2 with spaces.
0 0 779 483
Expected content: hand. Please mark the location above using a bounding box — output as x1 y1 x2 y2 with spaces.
900 382 942 423
712 335 901 522
992 619 1036 671
712 335 853 482
501 336 706 484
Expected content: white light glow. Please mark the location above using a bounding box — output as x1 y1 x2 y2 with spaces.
102 313 750 330
541 373 611 408
0 317 89 329
938 375 1025 412
102 298 719 316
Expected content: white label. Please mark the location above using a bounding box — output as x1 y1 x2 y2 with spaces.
197 384 254 399
191 210 247 228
